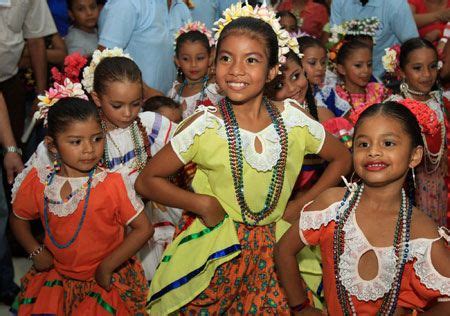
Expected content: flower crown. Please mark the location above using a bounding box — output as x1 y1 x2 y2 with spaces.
51 52 88 85
329 17 380 49
174 21 215 49
213 1 302 64
349 98 440 137
81 47 132 93
36 78 88 125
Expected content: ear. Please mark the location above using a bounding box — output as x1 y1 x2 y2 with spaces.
336 64 346 77
267 65 279 83
174 56 180 68
91 92 102 108
45 136 58 156
408 145 424 169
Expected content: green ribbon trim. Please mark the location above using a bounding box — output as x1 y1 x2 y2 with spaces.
161 215 229 263
44 279 63 287
19 297 36 305
87 291 116 315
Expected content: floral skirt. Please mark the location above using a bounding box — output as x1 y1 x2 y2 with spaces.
15 257 148 315
179 222 290 315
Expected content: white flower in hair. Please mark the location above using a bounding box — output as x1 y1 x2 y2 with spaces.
81 47 133 93
174 21 215 49
213 1 302 65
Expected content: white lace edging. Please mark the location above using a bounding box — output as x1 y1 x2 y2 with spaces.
11 161 34 203
120 170 144 214
299 201 339 231
411 232 450 296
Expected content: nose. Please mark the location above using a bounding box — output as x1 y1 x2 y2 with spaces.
368 144 382 157
191 59 198 67
83 140 94 154
123 106 132 118
422 67 432 79
229 59 244 76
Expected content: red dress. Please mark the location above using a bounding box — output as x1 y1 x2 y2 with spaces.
12 167 148 315
408 0 450 39
277 0 329 38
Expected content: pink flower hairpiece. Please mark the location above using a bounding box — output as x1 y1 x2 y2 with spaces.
51 52 88 85
174 21 215 48
36 78 88 125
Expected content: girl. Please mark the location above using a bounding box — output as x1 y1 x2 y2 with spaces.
135 3 351 314
385 38 447 226
168 21 221 119
316 40 389 119
10 96 153 315
275 101 450 315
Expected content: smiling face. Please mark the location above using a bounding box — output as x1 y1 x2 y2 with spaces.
273 57 308 104
215 33 277 105
47 118 104 177
337 47 372 92
92 80 142 130
302 46 327 85
401 47 438 95
175 40 211 82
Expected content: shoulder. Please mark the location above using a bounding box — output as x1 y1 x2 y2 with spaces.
174 106 221 135
410 207 441 240
305 187 346 213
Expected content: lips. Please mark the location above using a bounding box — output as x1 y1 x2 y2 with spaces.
227 81 248 91
364 162 387 171
81 158 97 164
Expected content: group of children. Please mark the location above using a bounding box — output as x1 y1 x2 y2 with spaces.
9 1 449 315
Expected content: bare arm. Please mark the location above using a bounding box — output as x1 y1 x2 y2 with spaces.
46 33 67 66
27 37 48 94
409 5 450 28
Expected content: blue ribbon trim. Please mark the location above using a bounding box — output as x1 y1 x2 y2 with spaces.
147 244 241 305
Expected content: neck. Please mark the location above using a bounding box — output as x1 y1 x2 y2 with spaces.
343 81 365 94
231 94 265 121
360 180 405 214
59 165 92 178
185 76 207 85
75 24 96 34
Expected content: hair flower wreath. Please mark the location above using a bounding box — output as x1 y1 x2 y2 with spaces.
35 78 88 125
329 17 381 48
382 44 401 74
174 21 215 48
81 47 133 93
213 1 302 64
51 52 88 85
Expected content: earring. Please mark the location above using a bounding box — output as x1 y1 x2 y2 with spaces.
411 167 416 188
177 67 183 78
52 154 61 172
400 81 409 95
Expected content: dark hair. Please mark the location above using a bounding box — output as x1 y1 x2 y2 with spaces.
399 37 437 70
297 36 326 55
143 96 181 112
175 30 212 57
93 56 143 95
67 0 98 11
336 39 371 66
276 10 298 27
215 17 279 69
47 97 101 138
354 101 423 148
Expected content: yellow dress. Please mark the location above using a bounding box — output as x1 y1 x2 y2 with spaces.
148 100 326 314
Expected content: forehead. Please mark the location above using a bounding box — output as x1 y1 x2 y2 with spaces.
405 47 437 64
304 46 326 58
280 15 296 24
355 114 407 137
58 117 101 136
102 80 142 99
178 40 209 55
218 33 268 55
346 47 372 60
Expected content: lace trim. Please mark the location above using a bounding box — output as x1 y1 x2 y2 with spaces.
39 169 108 217
119 170 144 213
11 160 35 203
299 201 339 231
316 84 352 115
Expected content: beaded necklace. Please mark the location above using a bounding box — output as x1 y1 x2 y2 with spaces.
44 168 96 249
218 97 288 226
176 75 209 107
339 84 366 110
333 184 412 315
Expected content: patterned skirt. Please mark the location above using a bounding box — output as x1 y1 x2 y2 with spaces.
15 257 148 315
179 222 290 315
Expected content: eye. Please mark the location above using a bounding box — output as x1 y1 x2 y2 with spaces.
247 57 259 64
182 57 189 62
197 56 206 61
70 140 81 145
307 60 316 66
110 103 122 109
430 62 438 69
93 135 104 142
354 63 362 68
132 101 142 107
219 54 231 63
412 65 422 71
367 62 372 67
384 140 395 147
275 82 284 90
357 141 369 148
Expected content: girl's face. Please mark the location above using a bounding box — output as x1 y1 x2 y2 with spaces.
68 0 99 32
280 15 297 33
401 47 438 95
47 118 104 178
353 114 422 188
215 33 277 105
337 48 372 91
92 80 142 129
175 40 211 82
302 46 327 85
274 58 308 104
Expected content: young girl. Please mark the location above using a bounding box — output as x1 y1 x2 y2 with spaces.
135 3 351 314
168 21 221 119
316 40 389 119
384 37 448 226
275 101 450 315
10 96 153 315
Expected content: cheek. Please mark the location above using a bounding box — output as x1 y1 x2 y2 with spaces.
274 88 288 100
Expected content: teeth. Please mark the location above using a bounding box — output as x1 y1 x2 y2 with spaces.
228 82 246 87
368 163 385 167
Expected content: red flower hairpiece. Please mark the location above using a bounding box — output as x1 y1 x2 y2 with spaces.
51 52 88 85
349 98 440 136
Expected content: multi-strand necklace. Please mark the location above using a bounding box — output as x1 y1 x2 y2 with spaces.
340 84 366 110
101 114 151 171
43 168 96 249
177 75 209 106
333 184 412 315
218 97 288 226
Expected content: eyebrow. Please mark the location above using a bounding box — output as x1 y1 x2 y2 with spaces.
219 49 265 58
110 98 141 103
66 132 103 138
355 133 400 139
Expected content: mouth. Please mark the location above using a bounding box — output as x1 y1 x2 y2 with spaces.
80 158 97 164
364 162 388 171
226 81 248 91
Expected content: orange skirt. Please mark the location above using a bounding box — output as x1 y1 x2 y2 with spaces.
179 222 290 315
16 257 148 315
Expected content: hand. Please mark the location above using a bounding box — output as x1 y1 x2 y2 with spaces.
199 195 226 227
283 199 306 224
32 248 54 271
3 152 24 184
424 29 442 42
437 8 450 22
95 262 113 291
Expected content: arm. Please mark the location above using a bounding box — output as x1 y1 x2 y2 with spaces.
27 37 48 94
95 212 154 290
0 93 24 184
409 4 450 28
135 142 225 227
47 33 67 66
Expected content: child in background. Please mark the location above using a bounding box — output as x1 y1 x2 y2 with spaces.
168 21 221 119
277 11 309 37
275 101 450 315
135 3 351 313
11 95 152 315
65 0 99 56
143 96 183 123
384 38 447 226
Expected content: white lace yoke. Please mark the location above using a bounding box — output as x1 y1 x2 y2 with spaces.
171 100 325 172
300 198 450 301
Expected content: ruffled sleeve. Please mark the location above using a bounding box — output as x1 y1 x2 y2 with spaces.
12 168 43 221
299 201 339 246
139 111 177 155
